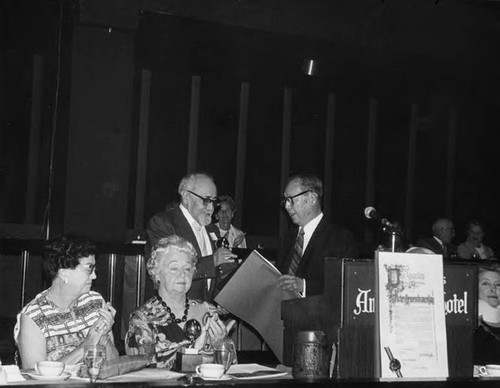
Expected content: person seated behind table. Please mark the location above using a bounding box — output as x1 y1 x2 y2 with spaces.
125 235 234 369
457 219 495 260
14 235 119 369
415 218 457 259
214 195 246 248
474 263 500 365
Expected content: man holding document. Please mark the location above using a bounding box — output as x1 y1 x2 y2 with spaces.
215 174 358 361
276 174 358 296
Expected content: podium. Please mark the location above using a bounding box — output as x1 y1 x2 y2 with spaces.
281 258 478 378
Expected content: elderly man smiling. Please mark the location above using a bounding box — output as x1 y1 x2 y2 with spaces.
146 172 236 301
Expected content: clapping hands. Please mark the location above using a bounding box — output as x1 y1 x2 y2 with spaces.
194 313 236 350
86 302 116 345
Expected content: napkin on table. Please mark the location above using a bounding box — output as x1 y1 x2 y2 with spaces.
2 365 25 382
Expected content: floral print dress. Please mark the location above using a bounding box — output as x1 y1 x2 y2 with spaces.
125 296 214 369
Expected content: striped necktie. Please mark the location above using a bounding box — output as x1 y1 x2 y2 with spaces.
288 228 305 275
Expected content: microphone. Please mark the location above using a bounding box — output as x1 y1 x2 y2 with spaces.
364 206 395 229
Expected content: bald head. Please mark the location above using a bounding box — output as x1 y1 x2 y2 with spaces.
432 218 455 244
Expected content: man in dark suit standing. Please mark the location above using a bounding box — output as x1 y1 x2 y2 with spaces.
146 172 236 301
416 218 457 259
276 174 358 296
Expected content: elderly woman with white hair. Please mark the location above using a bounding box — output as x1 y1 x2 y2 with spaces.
125 235 233 369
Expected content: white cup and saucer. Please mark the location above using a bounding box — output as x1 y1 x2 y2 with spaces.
477 364 500 378
27 361 71 381
195 363 231 381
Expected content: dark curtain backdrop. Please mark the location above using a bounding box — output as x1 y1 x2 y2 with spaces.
133 13 458 252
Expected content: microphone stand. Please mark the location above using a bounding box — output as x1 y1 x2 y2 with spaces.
380 224 405 253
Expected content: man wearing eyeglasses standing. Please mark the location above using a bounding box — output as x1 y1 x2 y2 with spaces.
276 174 358 296
146 172 236 301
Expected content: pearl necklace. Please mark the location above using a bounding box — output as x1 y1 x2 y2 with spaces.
157 294 190 324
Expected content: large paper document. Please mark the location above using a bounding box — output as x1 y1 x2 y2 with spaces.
376 251 448 379
214 250 300 362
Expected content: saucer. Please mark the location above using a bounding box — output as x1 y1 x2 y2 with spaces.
479 373 500 379
27 371 71 381
198 374 232 381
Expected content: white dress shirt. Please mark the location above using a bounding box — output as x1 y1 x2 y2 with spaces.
179 204 213 256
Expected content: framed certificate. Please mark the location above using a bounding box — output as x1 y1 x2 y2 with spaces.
375 251 449 379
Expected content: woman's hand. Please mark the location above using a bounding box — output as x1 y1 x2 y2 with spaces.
84 302 116 346
193 314 236 350
193 314 225 350
98 302 116 335
193 327 208 350
206 314 236 345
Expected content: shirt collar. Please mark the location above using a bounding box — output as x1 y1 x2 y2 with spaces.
302 212 323 236
179 204 203 232
433 236 444 247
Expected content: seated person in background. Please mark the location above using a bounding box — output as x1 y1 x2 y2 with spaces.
125 235 234 369
474 263 500 365
415 218 457 259
14 235 119 368
457 219 495 260
214 195 246 248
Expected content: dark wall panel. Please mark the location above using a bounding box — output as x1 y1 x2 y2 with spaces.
64 25 135 241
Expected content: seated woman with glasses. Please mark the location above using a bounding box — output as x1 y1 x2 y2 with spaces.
125 235 234 369
14 235 119 368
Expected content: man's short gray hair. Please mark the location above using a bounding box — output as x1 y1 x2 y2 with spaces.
287 174 323 199
432 218 452 235
178 172 215 196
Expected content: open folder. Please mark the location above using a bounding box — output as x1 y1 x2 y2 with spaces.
214 250 301 363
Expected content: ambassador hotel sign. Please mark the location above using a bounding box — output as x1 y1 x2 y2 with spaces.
343 261 476 326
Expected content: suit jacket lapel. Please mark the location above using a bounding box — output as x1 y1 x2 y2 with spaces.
432 238 444 254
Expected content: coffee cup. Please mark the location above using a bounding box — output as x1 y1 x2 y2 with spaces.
484 364 500 376
195 363 225 379
35 361 65 376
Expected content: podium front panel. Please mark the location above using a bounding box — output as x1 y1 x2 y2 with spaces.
283 258 478 378
335 258 478 378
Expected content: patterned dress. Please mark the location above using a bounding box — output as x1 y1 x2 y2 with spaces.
15 290 109 361
125 297 214 369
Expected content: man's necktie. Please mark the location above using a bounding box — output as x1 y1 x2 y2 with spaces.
194 223 208 256
288 228 305 275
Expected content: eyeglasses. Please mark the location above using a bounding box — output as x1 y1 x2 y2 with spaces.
187 190 220 207
280 190 311 207
76 263 96 275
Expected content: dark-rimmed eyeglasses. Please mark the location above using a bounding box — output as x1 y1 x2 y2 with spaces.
76 263 96 275
280 190 311 207
187 190 220 207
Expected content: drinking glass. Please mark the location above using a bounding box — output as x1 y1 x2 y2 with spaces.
83 345 106 383
213 339 237 373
